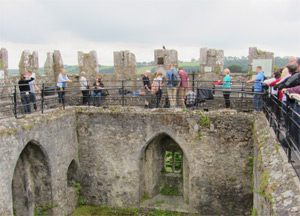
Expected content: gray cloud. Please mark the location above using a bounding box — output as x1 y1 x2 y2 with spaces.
0 0 299 67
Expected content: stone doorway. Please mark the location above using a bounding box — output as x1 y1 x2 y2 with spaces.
12 141 52 216
140 133 190 210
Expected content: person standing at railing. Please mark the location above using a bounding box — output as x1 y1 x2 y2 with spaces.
91 77 104 107
143 70 151 108
56 68 72 109
18 73 34 114
178 67 189 108
247 66 265 112
218 68 231 110
264 70 282 96
166 64 179 108
27 70 41 112
80 71 89 105
152 72 163 108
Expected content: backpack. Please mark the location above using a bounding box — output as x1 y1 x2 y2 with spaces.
151 79 159 93
171 69 180 86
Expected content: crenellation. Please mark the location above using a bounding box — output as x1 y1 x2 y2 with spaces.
78 50 99 81
154 49 178 76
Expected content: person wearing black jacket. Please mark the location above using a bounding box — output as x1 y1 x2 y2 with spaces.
274 64 299 90
18 74 34 114
91 77 104 107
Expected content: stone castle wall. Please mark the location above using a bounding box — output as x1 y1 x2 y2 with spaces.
0 107 299 215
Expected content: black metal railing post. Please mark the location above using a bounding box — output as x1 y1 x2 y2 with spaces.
286 97 292 163
87 81 90 107
13 85 17 118
192 71 195 91
41 83 44 114
121 80 125 106
196 81 199 110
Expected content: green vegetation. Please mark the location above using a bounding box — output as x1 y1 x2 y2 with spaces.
71 206 193 216
160 185 181 196
78 199 87 206
214 68 220 74
251 208 258 216
71 206 139 216
197 131 202 140
155 200 164 205
149 210 181 216
227 177 237 182
249 71 254 76
164 151 182 172
249 156 254 174
227 64 243 73
141 191 150 202
197 112 210 128
75 183 82 195
34 203 59 216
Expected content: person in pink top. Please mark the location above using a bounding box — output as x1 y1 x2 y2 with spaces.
178 67 189 108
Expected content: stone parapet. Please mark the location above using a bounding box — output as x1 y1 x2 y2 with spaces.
253 113 300 215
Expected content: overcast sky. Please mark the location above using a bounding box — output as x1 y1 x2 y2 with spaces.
1 0 299 68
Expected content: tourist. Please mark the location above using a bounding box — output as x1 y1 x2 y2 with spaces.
178 67 189 108
18 73 34 114
91 77 104 107
218 68 231 109
166 64 179 108
185 88 196 110
264 70 282 96
56 68 72 109
274 64 299 91
143 70 151 108
247 66 265 112
27 70 41 112
155 72 163 108
80 71 89 105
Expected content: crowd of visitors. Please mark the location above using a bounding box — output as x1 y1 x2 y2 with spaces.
16 57 300 115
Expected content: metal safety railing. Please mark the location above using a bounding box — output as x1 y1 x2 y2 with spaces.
0 79 258 119
263 87 300 178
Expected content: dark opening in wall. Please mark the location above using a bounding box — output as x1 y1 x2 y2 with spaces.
140 133 189 203
157 57 164 65
12 141 53 216
67 160 79 187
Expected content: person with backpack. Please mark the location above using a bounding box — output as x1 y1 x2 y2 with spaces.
166 63 180 108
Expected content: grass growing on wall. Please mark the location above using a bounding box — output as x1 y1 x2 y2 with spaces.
71 206 190 216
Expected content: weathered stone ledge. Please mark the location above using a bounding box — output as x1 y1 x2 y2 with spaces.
253 113 300 216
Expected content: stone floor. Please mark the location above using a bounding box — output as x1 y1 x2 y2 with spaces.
140 194 194 214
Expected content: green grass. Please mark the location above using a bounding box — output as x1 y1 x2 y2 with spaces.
178 62 200 67
137 66 154 74
148 209 181 216
160 185 181 196
71 206 139 216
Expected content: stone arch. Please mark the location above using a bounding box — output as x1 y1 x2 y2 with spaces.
12 140 53 216
67 159 80 187
139 132 190 203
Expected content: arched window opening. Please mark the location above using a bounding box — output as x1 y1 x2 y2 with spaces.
67 160 79 187
12 141 52 216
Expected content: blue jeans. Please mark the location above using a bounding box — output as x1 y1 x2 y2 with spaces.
57 87 65 104
30 93 37 110
21 92 31 114
253 92 263 111
91 92 101 106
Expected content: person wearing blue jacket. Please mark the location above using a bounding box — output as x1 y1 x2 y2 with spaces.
247 66 265 111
